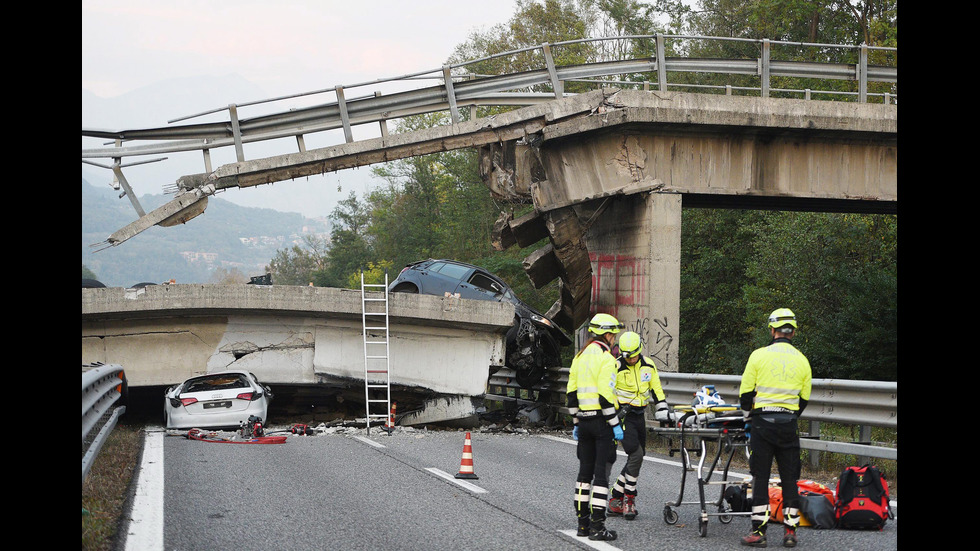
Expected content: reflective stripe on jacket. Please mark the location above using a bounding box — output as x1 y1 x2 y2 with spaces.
739 339 812 412
614 354 666 407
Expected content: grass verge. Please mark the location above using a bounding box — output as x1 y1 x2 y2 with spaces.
82 421 144 551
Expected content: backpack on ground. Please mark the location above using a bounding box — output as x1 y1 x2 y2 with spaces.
724 483 752 513
834 464 894 530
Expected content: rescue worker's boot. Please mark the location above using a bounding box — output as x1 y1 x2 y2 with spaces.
588 521 617 541
741 529 767 548
574 481 591 536
623 494 637 520
607 496 624 516
742 503 769 547
576 515 590 537
782 527 797 548
781 507 800 547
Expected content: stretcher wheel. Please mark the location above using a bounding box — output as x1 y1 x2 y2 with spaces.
719 513 733 523
663 506 678 525
698 519 708 537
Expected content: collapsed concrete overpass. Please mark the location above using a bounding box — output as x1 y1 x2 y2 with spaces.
86 88 896 374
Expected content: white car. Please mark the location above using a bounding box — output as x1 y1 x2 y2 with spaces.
164 370 274 430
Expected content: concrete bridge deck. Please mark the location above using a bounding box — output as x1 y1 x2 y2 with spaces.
82 284 516 424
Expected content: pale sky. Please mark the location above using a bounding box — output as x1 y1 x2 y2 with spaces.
82 0 524 218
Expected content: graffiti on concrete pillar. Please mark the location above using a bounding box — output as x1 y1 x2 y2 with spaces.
589 252 673 371
646 316 673 370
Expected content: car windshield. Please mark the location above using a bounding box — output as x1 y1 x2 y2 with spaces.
183 374 250 393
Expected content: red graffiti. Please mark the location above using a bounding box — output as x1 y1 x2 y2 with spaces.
589 253 647 320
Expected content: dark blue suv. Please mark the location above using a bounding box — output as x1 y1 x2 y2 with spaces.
389 259 571 387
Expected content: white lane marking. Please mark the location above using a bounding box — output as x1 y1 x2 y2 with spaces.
125 427 165 551
557 529 623 550
425 467 488 493
351 435 386 448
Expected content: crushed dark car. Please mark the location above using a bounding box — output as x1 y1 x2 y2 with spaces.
389 259 571 387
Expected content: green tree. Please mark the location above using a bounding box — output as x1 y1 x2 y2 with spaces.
266 235 329 286
680 208 765 375
679 209 897 382
82 264 99 280
741 211 897 380
321 192 374 288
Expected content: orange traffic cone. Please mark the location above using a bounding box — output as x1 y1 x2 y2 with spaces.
383 402 397 435
455 431 479 479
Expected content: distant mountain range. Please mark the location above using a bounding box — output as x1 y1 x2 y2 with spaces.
82 177 330 287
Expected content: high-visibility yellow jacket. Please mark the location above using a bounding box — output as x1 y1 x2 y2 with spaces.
566 340 620 426
615 354 666 408
739 338 812 413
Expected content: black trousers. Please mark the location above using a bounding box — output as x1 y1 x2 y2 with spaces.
749 413 802 512
609 409 646 497
575 416 615 523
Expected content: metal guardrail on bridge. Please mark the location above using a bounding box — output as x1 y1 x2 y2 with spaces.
82 34 897 178
82 363 128 483
488 368 897 461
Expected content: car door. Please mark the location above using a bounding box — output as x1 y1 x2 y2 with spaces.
456 268 506 302
416 261 461 295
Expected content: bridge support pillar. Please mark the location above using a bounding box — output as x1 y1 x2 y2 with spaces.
586 192 681 373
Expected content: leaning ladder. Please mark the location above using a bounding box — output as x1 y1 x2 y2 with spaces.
361 272 391 436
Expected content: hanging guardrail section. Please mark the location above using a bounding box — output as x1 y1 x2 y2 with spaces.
82 363 129 483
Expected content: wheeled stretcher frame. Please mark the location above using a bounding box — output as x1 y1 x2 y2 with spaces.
652 405 752 538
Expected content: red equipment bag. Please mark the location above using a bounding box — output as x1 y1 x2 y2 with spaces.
834 464 894 530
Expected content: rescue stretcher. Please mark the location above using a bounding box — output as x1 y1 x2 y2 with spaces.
652 404 752 537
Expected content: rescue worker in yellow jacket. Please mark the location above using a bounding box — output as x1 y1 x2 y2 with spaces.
606 331 669 521
567 313 624 541
739 308 812 548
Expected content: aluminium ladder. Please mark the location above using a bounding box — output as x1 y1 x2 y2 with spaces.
361 272 391 435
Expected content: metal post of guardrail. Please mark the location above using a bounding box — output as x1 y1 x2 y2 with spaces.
541 43 564 99
859 43 868 103
111 161 146 217
760 39 770 98
443 66 461 123
807 420 822 468
335 86 353 143
375 91 390 138
655 34 666 91
82 364 128 484
228 104 245 162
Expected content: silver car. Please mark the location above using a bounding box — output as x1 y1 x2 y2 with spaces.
164 370 274 430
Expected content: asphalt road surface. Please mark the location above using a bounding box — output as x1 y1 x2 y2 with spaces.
122 426 899 550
